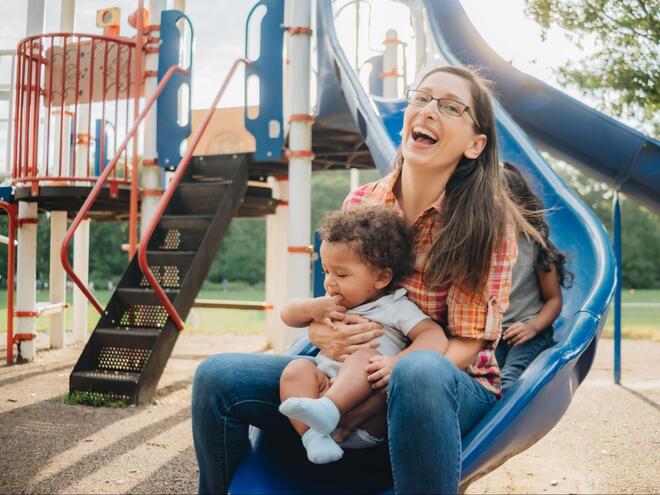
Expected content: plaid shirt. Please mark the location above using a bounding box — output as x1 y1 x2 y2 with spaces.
343 168 518 396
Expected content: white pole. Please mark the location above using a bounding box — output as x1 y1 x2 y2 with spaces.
350 168 360 191
72 219 90 343
265 177 290 352
47 1 76 349
71 105 91 344
26 0 45 36
285 0 312 348
60 0 75 31
140 0 166 237
49 211 67 348
16 202 38 360
383 29 399 98
15 0 45 361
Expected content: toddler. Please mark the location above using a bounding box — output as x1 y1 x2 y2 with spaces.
279 206 448 464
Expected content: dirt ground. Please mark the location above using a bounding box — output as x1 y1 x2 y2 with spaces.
0 335 658 494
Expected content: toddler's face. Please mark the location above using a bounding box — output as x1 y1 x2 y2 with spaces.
320 241 390 309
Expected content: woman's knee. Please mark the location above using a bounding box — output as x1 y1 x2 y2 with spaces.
192 353 252 408
391 351 456 391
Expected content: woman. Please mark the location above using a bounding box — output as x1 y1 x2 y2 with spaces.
192 65 523 494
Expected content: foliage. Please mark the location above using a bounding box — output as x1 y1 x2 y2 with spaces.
63 391 129 408
208 217 266 285
0 167 656 290
553 162 660 288
525 0 660 136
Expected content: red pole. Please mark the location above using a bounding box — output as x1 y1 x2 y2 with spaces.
0 202 17 364
60 65 188 315
137 59 250 330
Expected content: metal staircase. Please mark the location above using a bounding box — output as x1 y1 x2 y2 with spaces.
70 153 249 405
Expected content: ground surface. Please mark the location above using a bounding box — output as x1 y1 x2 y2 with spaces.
0 336 658 494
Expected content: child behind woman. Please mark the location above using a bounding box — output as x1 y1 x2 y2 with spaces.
497 162 573 394
278 206 448 464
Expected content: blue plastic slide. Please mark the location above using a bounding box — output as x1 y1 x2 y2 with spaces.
229 0 622 491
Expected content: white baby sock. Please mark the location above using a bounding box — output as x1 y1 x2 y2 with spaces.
279 396 340 435
301 429 344 464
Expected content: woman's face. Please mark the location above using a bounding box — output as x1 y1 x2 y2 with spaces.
400 71 487 173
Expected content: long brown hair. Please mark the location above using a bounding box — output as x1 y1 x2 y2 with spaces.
399 66 540 293
502 162 573 287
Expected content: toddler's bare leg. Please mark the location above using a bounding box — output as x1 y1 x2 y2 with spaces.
324 348 380 414
279 359 331 436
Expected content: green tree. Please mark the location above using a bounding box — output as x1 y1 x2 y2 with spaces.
525 0 659 136
554 162 660 288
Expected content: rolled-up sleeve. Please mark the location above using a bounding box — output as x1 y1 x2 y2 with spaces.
447 221 518 342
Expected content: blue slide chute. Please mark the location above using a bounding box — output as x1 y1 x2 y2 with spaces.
229 0 619 491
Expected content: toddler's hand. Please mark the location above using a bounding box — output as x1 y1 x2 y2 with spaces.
309 295 346 328
503 321 537 346
365 355 399 393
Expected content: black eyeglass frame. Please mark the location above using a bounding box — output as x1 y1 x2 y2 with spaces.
406 89 480 130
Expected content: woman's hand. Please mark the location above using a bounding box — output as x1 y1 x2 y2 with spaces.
503 321 537 346
365 355 400 392
308 314 383 361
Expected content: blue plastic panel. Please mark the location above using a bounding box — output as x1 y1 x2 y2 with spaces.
157 10 193 170
244 0 284 161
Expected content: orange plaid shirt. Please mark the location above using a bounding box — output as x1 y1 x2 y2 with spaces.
343 168 518 396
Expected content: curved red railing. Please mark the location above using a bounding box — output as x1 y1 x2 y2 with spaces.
60 65 189 314
137 58 250 330
0 201 17 364
13 33 139 193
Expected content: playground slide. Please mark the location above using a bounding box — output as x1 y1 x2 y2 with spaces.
423 0 660 215
229 0 616 492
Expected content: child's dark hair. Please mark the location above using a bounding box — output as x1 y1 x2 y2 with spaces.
502 162 573 288
319 206 413 290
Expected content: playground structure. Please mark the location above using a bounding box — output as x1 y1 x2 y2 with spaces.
0 0 658 493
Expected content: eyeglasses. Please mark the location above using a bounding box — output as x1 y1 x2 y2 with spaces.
406 89 480 130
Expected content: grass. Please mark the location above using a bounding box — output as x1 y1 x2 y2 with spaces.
63 390 130 408
0 286 657 340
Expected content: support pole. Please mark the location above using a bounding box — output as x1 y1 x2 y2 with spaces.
16 202 38 360
382 29 399 98
266 177 290 352
49 211 67 348
285 0 313 349
60 0 76 31
350 168 360 191
71 103 90 344
26 0 45 36
140 0 166 239
613 191 622 384
72 218 90 343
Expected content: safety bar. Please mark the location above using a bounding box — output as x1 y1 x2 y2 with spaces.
60 65 189 315
137 58 250 330
0 201 17 364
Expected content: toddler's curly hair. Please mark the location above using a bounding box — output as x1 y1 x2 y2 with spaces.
319 206 413 289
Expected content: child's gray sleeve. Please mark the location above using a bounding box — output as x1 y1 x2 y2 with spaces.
390 297 432 336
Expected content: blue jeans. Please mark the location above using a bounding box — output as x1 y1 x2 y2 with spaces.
192 351 497 494
495 327 555 394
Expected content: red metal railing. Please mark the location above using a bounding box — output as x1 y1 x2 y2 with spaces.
13 33 141 194
0 201 17 364
60 66 189 315
137 58 250 330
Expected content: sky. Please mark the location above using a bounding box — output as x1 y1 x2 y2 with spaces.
0 0 595 106
0 0 605 167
